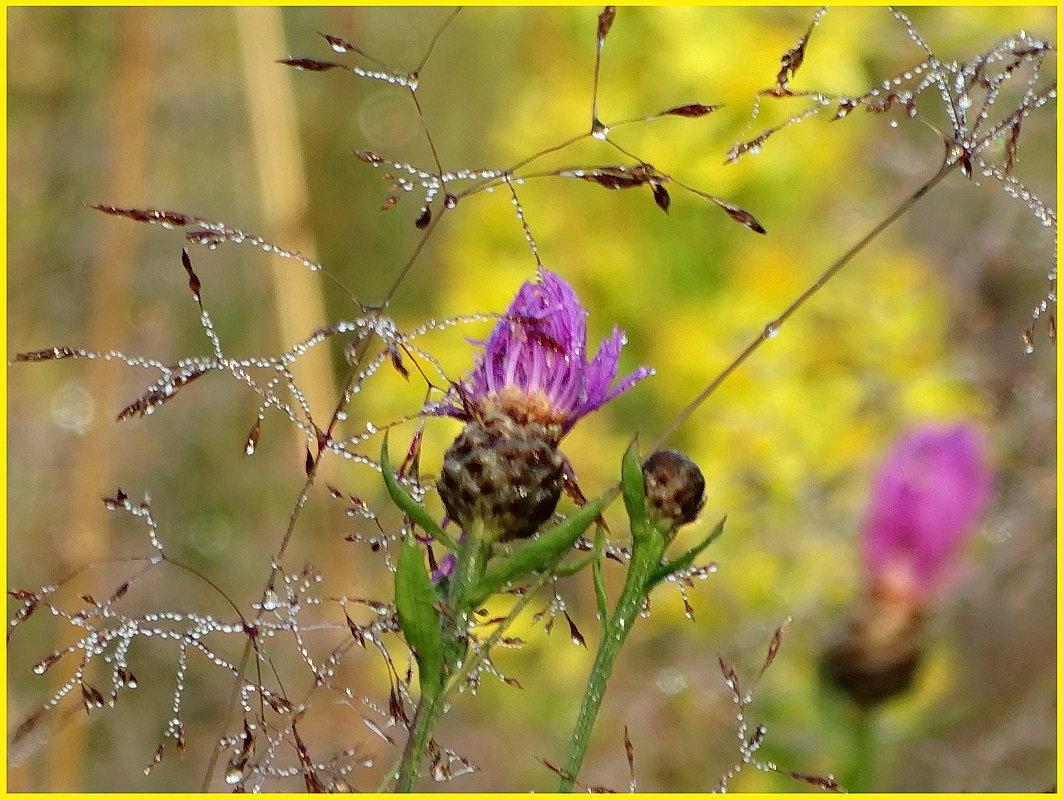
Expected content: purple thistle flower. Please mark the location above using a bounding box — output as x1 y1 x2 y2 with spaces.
432 267 652 437
433 268 651 541
862 423 993 603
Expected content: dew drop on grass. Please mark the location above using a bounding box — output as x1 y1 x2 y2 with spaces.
225 763 244 785
261 589 281 610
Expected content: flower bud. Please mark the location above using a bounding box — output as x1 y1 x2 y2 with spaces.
642 449 705 533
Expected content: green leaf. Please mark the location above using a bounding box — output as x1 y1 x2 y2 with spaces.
380 434 457 551
394 534 445 699
550 550 598 578
646 515 726 589
468 492 609 608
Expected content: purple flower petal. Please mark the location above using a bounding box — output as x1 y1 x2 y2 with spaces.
429 268 650 434
431 552 457 584
862 423 993 602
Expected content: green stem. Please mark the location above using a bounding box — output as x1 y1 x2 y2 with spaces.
395 692 445 792
559 537 662 791
447 521 489 648
393 522 487 793
844 707 876 792
382 571 549 793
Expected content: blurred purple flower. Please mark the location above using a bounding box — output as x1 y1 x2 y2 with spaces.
431 267 652 437
862 423 993 603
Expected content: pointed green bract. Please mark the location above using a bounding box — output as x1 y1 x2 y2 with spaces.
394 533 445 699
381 434 457 551
620 439 648 528
647 515 726 589
467 493 609 608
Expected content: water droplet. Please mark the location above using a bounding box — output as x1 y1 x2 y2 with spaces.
336 410 348 421
763 322 780 339
957 93 972 110
888 120 899 128
225 763 244 785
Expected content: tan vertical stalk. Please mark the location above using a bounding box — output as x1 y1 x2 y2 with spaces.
42 7 160 792
233 7 337 452
230 8 349 771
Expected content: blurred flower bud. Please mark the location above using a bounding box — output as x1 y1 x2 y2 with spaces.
822 581 924 706
642 449 705 534
823 422 993 706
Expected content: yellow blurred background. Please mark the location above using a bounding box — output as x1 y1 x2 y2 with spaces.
7 6 1056 792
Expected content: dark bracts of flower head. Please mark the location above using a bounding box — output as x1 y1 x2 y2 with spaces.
431 268 652 542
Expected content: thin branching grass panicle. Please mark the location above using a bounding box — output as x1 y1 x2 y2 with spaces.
729 7 1056 351
8 7 1055 792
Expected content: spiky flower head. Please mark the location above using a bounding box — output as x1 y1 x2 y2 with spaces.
434 268 652 541
433 267 652 437
862 423 993 603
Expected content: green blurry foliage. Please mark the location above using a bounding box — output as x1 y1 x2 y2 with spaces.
7 6 1055 792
